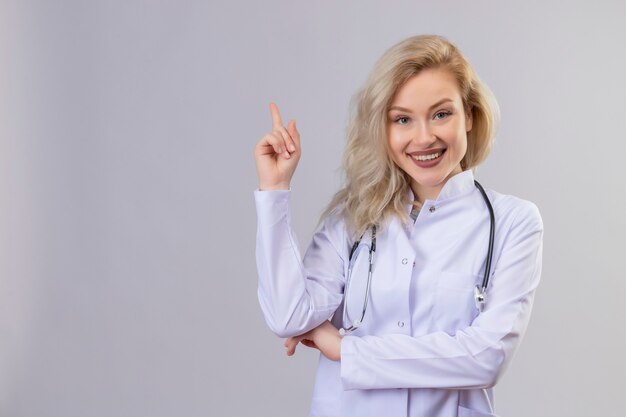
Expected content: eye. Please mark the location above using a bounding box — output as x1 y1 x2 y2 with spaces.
394 116 410 125
434 111 451 120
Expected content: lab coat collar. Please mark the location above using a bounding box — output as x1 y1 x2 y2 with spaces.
406 169 476 206
435 169 476 201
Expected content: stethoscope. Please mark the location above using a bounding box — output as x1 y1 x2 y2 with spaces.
339 180 495 336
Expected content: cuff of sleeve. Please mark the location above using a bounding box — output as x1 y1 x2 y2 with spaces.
254 189 291 225
340 335 374 390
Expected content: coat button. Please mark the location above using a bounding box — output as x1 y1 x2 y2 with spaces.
397 321 405 328
401 258 408 264
429 206 436 213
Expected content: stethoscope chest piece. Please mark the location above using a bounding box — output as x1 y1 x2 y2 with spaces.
474 285 486 312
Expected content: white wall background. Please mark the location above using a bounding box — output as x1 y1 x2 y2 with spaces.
1 1 625 416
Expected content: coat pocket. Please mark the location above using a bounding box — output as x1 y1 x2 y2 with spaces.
433 270 482 334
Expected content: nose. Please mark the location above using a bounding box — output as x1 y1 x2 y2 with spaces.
410 121 436 148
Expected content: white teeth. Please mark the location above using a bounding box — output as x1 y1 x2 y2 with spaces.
411 152 441 161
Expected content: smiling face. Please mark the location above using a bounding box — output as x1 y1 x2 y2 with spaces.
386 67 473 203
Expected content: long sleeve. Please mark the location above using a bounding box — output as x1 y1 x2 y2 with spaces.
340 201 544 390
255 190 347 338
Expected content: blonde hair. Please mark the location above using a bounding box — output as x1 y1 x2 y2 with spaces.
321 34 500 238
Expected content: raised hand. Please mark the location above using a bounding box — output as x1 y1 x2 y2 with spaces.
254 102 301 190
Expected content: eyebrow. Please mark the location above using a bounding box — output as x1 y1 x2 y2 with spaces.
388 98 454 113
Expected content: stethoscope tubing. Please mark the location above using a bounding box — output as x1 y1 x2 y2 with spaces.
341 225 376 336
473 180 495 293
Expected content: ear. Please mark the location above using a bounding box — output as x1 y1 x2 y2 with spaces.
465 108 473 132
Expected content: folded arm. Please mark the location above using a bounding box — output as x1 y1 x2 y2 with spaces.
340 202 544 390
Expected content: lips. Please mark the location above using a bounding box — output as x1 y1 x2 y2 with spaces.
408 148 447 161
404 147 447 169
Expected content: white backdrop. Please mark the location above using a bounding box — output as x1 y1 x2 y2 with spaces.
1 1 625 416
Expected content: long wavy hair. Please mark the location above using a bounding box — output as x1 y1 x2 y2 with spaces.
321 34 500 238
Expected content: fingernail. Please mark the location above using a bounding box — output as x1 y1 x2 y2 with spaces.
284 151 291 159
288 144 296 152
277 147 283 154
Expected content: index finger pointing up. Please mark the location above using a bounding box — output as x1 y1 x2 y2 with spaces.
269 102 284 129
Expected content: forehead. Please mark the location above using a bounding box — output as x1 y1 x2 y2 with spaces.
391 68 462 107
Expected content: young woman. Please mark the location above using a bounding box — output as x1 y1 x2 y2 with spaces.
253 34 543 417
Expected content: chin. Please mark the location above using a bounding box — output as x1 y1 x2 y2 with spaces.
413 171 450 186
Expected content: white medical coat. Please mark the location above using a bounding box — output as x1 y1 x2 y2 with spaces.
255 169 543 417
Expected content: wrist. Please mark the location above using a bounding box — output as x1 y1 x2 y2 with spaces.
334 334 342 361
259 182 290 191
324 334 342 361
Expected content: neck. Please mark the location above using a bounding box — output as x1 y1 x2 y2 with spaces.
411 165 463 204
411 185 442 205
